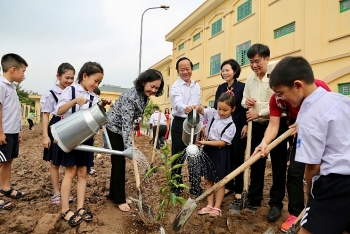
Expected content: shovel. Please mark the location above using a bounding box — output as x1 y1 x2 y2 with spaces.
263 208 305 234
150 112 162 169
173 128 295 231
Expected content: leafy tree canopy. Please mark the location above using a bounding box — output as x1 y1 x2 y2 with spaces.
15 83 37 107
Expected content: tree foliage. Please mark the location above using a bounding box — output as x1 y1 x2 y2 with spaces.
15 83 37 107
142 100 161 127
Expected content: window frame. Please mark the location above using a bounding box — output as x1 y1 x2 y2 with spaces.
208 100 215 108
338 82 350 95
178 43 184 51
193 32 201 42
236 40 251 66
274 22 296 39
210 53 221 76
340 0 350 12
211 18 222 37
237 0 252 22
193 63 199 71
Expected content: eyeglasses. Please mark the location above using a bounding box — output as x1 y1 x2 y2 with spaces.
147 83 160 91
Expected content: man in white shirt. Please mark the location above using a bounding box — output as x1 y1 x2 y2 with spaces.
170 57 202 196
241 44 288 222
149 106 167 149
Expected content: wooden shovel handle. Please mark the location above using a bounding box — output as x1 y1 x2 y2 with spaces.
151 112 162 163
195 128 295 203
243 118 253 191
131 130 141 188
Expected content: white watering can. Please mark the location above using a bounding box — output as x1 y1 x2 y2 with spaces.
182 109 202 146
50 104 133 160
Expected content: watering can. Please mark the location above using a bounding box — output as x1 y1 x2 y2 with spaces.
182 109 202 146
50 104 133 160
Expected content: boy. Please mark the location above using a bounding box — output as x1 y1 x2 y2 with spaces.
269 56 350 234
149 106 167 149
0 53 28 206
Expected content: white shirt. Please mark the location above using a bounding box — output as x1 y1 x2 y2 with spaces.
296 87 350 176
204 107 236 144
170 77 201 118
241 72 274 122
40 85 63 115
56 83 99 118
0 76 21 133
149 111 167 126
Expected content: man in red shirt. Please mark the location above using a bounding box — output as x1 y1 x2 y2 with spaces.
253 79 330 232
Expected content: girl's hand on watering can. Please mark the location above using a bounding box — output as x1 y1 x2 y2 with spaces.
100 98 112 106
196 140 205 146
75 97 88 106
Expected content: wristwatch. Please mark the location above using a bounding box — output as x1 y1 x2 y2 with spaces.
259 113 263 118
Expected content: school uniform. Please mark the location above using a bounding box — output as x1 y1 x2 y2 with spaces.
0 76 22 162
40 85 63 162
52 84 98 167
201 108 236 182
149 111 167 148
296 87 350 234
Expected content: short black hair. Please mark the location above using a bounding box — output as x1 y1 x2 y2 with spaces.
175 57 193 72
57 63 75 76
247 44 270 59
134 69 164 97
93 87 101 95
269 56 314 89
220 59 241 79
77 62 103 84
1 53 28 72
218 93 235 109
153 106 159 110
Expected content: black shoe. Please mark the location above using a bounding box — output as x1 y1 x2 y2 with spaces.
229 198 242 214
267 206 281 221
245 201 261 211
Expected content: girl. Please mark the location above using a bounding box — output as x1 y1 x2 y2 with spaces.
56 62 110 227
40 63 75 205
195 93 236 217
164 108 172 139
214 59 247 211
106 69 164 212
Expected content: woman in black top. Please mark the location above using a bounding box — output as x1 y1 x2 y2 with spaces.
213 59 247 211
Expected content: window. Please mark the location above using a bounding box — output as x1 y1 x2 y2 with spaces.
193 32 201 41
341 0 350 12
193 63 199 70
339 83 350 95
237 0 252 21
208 100 215 108
210 53 221 76
178 43 184 51
211 18 222 36
274 22 296 39
236 41 251 66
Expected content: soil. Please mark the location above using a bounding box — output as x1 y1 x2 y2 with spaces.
0 127 290 234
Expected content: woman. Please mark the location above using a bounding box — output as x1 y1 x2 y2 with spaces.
164 108 172 139
213 59 247 212
105 69 164 212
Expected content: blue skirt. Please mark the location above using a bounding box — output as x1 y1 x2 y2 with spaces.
43 116 61 162
201 144 231 182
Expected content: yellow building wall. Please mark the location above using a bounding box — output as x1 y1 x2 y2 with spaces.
150 0 350 108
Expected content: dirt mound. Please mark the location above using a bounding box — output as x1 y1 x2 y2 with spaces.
0 126 289 233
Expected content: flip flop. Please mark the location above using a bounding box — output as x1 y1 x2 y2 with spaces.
0 200 13 210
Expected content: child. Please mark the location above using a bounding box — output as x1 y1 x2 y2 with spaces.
40 63 75 205
0 53 28 209
269 56 350 234
194 93 236 217
56 62 110 227
27 110 35 130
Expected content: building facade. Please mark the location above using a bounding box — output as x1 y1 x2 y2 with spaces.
150 0 350 108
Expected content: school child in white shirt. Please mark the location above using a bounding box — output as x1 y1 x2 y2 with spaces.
269 56 350 234
194 93 236 217
0 53 28 210
40 63 75 205
56 62 110 227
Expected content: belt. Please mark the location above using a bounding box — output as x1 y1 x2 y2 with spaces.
174 116 186 121
253 120 269 125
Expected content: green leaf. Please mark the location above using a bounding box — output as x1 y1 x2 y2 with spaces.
162 145 171 156
156 150 165 163
169 193 177 206
168 151 183 165
178 184 190 190
176 197 186 206
159 199 165 208
145 166 160 177
171 174 181 179
171 164 185 170
159 187 168 195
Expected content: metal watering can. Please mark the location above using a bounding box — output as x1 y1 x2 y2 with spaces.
182 109 202 146
50 104 133 160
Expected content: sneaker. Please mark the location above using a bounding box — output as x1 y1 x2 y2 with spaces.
281 214 297 232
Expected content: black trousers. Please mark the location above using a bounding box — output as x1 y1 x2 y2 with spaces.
152 125 167 148
27 119 34 130
229 128 246 194
287 134 305 216
247 117 288 210
107 128 126 204
171 117 201 193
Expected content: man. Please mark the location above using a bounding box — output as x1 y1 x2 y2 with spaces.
149 106 167 149
253 71 330 232
268 56 350 234
241 44 288 222
170 57 202 196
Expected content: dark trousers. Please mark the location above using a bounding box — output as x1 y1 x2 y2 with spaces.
152 125 167 148
229 129 246 194
248 117 288 210
107 129 126 204
287 135 305 216
171 117 201 193
27 119 34 130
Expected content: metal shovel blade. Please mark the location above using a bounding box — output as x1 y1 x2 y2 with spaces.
173 198 197 232
263 227 275 234
129 196 155 222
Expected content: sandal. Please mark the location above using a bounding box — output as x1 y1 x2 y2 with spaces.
88 168 97 176
0 187 24 199
76 208 93 222
69 194 73 204
198 205 213 215
61 209 82 227
0 200 13 210
118 203 130 212
210 207 222 217
51 194 61 205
